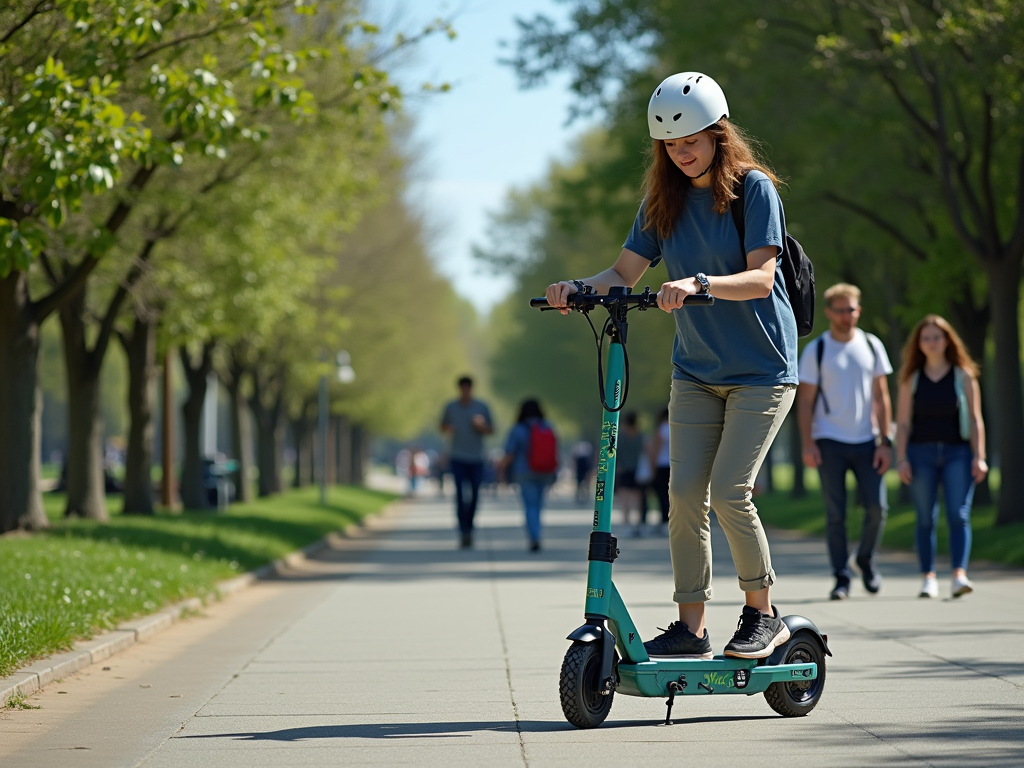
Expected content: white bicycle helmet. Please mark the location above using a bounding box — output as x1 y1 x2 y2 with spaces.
647 72 729 140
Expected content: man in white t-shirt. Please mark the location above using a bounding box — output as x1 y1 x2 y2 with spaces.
797 283 893 600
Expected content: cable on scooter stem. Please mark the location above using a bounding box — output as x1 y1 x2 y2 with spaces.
584 310 631 413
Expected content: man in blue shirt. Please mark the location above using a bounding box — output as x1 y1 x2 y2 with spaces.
440 376 493 548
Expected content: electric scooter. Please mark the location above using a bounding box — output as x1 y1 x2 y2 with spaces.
531 285 830 729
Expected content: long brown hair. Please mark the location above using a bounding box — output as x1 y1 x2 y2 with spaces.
898 314 979 384
639 118 779 239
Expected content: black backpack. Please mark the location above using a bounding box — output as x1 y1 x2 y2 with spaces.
729 174 815 337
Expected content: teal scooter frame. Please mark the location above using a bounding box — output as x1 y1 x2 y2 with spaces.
531 285 831 728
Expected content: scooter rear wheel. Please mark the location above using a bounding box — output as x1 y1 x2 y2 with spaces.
764 633 826 717
559 641 614 728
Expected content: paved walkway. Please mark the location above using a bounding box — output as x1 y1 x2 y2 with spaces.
1 488 1022 767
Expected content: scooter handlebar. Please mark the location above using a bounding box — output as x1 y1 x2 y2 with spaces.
529 292 714 309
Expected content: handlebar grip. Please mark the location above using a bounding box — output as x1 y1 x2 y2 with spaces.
683 294 715 305
529 297 550 308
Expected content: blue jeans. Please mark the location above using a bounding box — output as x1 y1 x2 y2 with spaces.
907 442 974 573
450 459 484 535
519 480 546 543
817 439 888 584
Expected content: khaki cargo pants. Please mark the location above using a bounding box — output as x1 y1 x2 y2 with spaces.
667 378 795 603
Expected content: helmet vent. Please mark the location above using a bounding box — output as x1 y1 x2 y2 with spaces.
683 85 691 95
696 76 703 83
656 87 662 96
673 113 682 121
655 115 663 122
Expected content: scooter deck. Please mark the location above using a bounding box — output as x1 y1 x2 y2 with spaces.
616 656 817 698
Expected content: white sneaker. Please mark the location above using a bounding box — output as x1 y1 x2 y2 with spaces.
952 574 974 598
919 575 939 598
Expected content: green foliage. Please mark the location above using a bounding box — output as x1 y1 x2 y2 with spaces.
0 485 396 678
0 0 398 275
478 132 678 437
504 0 1024 350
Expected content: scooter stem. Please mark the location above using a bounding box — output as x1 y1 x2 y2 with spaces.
584 319 625 618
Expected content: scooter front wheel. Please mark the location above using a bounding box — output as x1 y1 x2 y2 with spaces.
559 641 614 728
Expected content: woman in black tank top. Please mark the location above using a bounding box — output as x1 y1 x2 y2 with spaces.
894 315 987 600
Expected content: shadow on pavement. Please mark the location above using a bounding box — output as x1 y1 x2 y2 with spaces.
178 714 779 741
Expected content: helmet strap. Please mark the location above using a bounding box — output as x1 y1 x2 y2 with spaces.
694 145 717 179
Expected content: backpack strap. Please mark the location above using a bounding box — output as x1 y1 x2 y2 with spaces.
862 330 880 372
729 172 749 254
815 336 831 415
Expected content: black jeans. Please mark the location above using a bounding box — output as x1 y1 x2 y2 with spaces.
652 466 671 525
816 438 888 584
450 459 484 535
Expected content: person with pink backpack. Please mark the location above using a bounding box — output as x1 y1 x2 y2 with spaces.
499 398 559 552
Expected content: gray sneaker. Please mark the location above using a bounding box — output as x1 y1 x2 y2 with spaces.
723 605 791 659
643 621 713 659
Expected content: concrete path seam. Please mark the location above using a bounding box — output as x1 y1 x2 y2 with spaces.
0 507 395 708
485 529 530 768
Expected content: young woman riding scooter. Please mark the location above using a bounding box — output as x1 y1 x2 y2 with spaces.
545 71 798 661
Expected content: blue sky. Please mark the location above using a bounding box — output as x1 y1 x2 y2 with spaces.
377 1 597 313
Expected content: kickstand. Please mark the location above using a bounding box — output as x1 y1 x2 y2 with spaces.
662 680 684 726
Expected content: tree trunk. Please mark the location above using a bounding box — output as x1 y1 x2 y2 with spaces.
251 371 284 497
120 314 157 515
326 416 337 486
987 259 1024 525
0 272 49 532
179 345 214 510
59 295 108 521
336 416 352 485
351 424 368 485
224 367 253 504
255 402 284 497
291 413 311 489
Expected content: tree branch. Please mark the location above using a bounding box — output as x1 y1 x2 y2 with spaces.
38 250 59 286
93 233 165 363
0 0 54 45
31 162 159 322
823 191 929 261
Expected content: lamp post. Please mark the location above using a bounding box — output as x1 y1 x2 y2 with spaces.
319 350 355 505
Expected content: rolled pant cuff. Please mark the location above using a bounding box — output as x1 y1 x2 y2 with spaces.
738 570 775 592
673 587 713 603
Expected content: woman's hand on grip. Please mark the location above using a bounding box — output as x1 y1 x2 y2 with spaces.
656 278 699 312
545 281 577 315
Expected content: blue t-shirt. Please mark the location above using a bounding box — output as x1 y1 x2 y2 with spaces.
623 170 798 387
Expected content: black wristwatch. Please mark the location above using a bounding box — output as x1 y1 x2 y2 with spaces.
878 436 892 448
694 272 711 294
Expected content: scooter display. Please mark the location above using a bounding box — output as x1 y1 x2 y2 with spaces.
530 285 830 729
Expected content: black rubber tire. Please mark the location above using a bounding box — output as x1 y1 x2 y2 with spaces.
559 642 614 729
764 633 827 717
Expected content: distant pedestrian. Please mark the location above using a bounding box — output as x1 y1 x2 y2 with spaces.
895 315 987 599
797 283 893 600
499 398 559 552
571 439 595 503
440 376 494 548
648 408 671 536
615 412 645 537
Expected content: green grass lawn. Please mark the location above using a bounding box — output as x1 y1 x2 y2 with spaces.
0 486 396 680
756 465 1024 568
